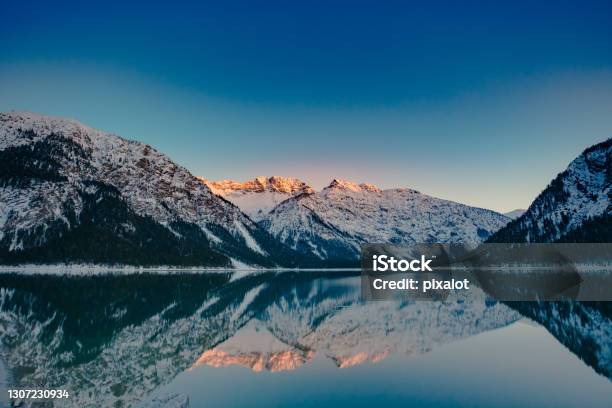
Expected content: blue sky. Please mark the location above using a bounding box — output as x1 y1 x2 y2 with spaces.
1 1 612 212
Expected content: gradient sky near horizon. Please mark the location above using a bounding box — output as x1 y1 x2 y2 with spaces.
1 1 612 212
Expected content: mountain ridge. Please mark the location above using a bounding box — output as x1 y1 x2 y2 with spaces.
0 111 314 267
488 138 611 243
2 111 609 267
199 176 314 222
259 178 510 263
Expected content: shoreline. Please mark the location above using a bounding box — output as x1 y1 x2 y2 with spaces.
0 264 361 275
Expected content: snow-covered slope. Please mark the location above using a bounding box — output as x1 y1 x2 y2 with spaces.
259 179 510 263
489 138 611 243
200 176 313 221
0 111 307 267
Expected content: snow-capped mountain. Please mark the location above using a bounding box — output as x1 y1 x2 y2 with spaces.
0 111 309 267
200 176 313 221
488 138 611 243
259 179 510 264
504 209 526 219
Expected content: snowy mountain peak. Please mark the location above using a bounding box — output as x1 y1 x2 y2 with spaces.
200 176 314 221
359 183 382 193
262 179 510 263
325 179 381 193
202 176 313 195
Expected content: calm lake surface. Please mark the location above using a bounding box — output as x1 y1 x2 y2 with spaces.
0 270 610 407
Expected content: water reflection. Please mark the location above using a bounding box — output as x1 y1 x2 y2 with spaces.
0 271 609 407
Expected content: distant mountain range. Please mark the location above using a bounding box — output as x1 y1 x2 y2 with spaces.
207 177 509 264
0 111 609 267
503 209 526 219
199 176 313 222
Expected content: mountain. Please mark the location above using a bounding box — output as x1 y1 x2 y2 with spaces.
0 111 510 268
504 209 526 219
200 176 313 221
0 111 311 267
259 179 510 264
488 138 611 243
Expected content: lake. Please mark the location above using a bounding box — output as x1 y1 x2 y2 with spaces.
0 270 610 407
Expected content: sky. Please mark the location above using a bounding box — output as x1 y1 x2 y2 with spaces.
1 0 612 212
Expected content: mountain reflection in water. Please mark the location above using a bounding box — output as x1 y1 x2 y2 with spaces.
0 271 610 408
